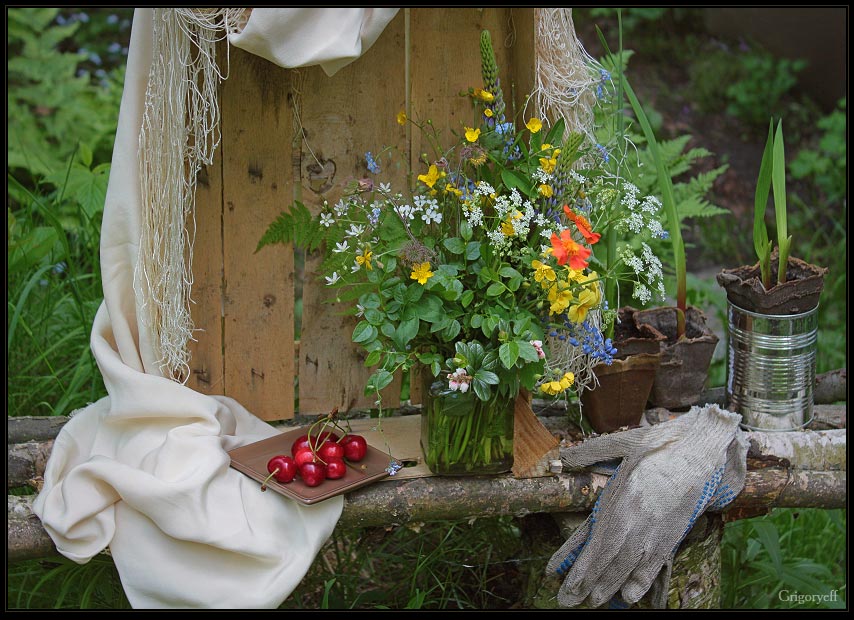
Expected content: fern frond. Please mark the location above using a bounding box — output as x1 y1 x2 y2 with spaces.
256 201 325 253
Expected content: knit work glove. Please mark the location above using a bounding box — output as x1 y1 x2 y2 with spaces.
546 404 748 609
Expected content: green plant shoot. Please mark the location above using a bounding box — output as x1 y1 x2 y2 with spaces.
771 121 791 285
753 121 774 288
753 119 791 288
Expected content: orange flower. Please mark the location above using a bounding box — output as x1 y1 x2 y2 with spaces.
550 230 592 270
563 205 601 245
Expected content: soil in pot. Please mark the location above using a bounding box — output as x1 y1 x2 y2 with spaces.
716 253 827 315
632 306 719 410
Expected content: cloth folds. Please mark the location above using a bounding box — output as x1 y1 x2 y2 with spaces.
229 8 399 76
32 7 399 608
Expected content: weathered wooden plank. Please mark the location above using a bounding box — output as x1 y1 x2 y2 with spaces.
220 47 295 420
296 11 407 414
186 124 226 395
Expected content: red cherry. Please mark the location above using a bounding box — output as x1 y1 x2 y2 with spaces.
291 434 312 457
294 447 317 467
299 462 327 487
260 454 297 490
318 441 344 462
340 435 368 462
267 455 297 483
325 458 347 480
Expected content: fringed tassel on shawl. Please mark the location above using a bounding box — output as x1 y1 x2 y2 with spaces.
134 8 246 381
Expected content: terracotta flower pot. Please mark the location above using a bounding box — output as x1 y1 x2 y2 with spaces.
581 353 660 433
632 306 719 409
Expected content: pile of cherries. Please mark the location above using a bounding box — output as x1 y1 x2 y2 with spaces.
261 410 368 489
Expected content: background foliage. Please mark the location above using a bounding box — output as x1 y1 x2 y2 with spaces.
6 7 846 609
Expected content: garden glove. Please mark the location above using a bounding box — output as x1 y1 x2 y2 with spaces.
546 403 748 609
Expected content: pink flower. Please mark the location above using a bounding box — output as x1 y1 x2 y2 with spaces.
531 340 545 359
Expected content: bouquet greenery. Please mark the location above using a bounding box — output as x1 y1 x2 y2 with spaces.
259 30 667 417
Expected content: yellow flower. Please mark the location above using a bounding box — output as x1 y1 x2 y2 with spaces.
500 210 523 236
559 372 575 390
396 110 407 125
469 150 488 167
526 117 543 133
548 282 573 315
483 108 494 118
531 260 556 285
417 164 440 188
410 262 434 285
445 185 463 197
476 88 494 103
567 272 601 323
565 266 586 283
356 248 373 271
540 371 575 396
538 184 554 198
539 157 557 174
465 127 481 143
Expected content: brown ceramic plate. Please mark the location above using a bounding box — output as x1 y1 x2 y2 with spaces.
228 427 391 505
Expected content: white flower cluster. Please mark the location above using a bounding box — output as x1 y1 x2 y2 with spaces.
619 242 666 304
414 194 442 225
616 182 666 238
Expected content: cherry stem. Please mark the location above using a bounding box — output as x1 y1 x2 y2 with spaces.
260 467 280 491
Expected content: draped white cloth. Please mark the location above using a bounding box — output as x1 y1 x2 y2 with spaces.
32 8 398 609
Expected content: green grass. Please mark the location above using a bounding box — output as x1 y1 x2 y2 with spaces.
722 509 847 609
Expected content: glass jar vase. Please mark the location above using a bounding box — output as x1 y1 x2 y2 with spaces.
420 373 514 475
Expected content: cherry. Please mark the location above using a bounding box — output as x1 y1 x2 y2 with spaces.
294 447 318 467
260 454 296 490
318 441 344 462
325 458 347 480
340 435 368 462
291 434 312 457
299 462 327 487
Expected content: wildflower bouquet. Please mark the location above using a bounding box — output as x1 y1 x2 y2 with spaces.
260 30 666 473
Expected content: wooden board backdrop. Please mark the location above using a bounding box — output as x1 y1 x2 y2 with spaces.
188 8 536 420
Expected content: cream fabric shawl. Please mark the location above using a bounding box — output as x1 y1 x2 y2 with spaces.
32 7 399 609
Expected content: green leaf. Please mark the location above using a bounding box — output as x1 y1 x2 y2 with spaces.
404 283 424 303
413 294 445 322
498 266 522 279
460 220 473 241
474 369 499 385
470 313 483 328
501 169 533 196
364 308 384 326
517 340 540 362
393 317 420 349
754 120 774 285
486 282 506 296
771 120 789 284
461 290 474 308
359 292 382 309
544 117 566 145
465 241 481 261
499 342 519 368
441 319 461 341
472 378 491 401
364 350 382 367
506 277 522 292
352 321 377 344
366 369 394 393
443 237 466 254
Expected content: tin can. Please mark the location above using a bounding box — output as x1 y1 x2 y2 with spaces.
726 302 818 431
